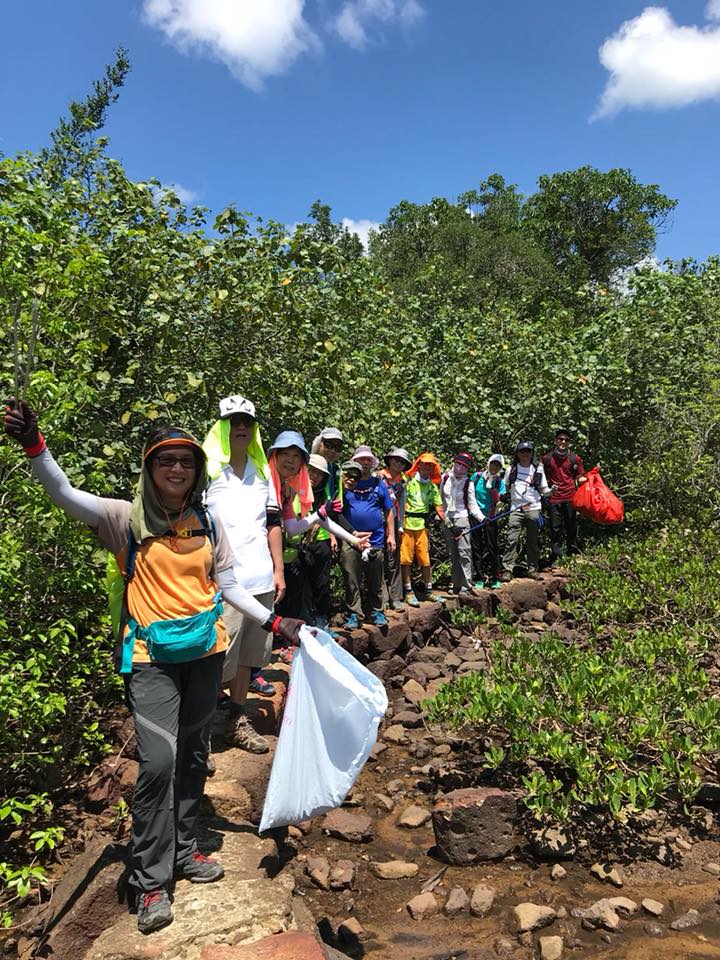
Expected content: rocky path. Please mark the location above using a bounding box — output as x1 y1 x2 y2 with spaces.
15 574 720 959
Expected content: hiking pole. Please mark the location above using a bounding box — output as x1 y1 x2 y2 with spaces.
11 301 21 403
22 300 40 399
456 499 534 540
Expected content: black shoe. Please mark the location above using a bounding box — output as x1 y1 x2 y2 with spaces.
176 851 225 883
137 888 173 934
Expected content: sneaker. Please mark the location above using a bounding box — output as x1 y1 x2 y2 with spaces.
344 612 361 630
249 674 276 697
421 590 444 603
404 591 420 608
488 579 502 589
176 851 225 884
137 888 173 934
392 600 406 611
473 581 485 590
371 610 389 627
225 711 269 754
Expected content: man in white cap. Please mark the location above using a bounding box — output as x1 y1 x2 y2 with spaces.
203 396 283 754
311 427 344 498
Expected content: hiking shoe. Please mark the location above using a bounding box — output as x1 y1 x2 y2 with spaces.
404 591 420 608
421 591 444 603
473 580 485 590
371 610 389 627
488 579 502 589
205 750 216 776
137 888 173 934
176 852 225 884
249 674 275 697
225 711 269 753
392 600 406 611
344 612 361 630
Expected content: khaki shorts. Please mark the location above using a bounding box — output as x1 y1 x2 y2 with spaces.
221 589 274 684
400 528 430 568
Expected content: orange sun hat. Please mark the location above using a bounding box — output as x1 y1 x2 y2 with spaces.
406 452 442 485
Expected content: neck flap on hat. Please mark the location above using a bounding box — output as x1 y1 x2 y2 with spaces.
130 438 207 543
202 418 269 481
268 451 314 520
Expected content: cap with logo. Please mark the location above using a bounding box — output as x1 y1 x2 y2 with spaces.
219 395 256 420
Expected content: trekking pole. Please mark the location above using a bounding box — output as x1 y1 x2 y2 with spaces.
457 498 534 540
22 300 40 399
11 301 21 403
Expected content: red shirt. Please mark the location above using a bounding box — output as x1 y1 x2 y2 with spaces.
543 450 585 503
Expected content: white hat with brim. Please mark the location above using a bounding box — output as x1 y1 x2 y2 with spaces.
308 453 330 476
219 395 256 420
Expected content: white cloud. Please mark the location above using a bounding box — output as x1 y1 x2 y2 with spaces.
333 0 425 50
341 217 380 249
165 182 198 204
142 0 319 90
594 5 720 118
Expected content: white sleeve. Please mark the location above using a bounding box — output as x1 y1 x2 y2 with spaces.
216 566 273 625
284 512 358 546
537 465 552 497
30 449 103 526
466 480 485 521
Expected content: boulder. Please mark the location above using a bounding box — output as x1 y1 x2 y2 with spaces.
368 655 406 682
590 862 623 887
406 603 443 637
367 618 410 658
372 861 419 880
406 645 446 664
200 931 330 960
497 579 548 614
402 678 427 705
323 810 374 843
432 787 518 863
398 805 431 828
642 898 664 916
469 884 495 917
394 710 424 728
458 590 498 618
339 629 370 660
407 892 440 920
404 662 442 684
572 897 637 931
511 903 556 933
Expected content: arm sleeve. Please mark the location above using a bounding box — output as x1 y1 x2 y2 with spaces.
537 465 553 496
466 480 485 521
215 565 273 625
285 512 358 545
30 449 104 526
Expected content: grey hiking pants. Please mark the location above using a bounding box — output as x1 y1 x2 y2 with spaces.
340 541 384 617
503 508 541 573
444 518 473 592
125 652 223 892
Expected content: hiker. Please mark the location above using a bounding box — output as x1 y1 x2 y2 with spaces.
3 399 304 935
501 441 554 580
378 447 412 611
542 428 587 563
340 450 395 628
304 452 355 631
401 452 446 606
311 426 344 498
203 395 283 756
269 431 368 623
471 454 506 589
440 452 485 594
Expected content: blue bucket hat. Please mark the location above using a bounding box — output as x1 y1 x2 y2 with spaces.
269 430 310 463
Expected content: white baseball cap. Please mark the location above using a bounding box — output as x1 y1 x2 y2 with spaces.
219 395 256 420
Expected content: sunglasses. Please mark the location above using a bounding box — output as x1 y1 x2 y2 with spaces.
230 413 255 428
154 454 196 470
343 473 360 482
322 440 343 451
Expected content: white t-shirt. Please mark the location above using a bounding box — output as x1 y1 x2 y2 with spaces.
206 459 279 595
504 463 550 509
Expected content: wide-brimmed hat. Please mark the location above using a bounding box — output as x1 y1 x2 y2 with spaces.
308 453 330 476
319 426 343 442
384 446 412 468
341 459 363 475
269 430 310 463
352 444 379 469
453 452 474 471
219 395 256 420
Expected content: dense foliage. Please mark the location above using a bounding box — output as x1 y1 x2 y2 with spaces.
1 53 719 920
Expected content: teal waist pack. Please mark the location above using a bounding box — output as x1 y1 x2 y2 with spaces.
120 593 223 674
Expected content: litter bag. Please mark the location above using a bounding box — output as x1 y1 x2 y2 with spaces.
572 466 624 525
259 626 388 832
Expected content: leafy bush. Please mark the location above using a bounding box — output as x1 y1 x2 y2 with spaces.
427 525 720 827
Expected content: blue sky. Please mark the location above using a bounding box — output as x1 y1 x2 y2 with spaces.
2 1 719 261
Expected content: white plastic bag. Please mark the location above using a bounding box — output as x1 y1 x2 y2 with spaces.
259 626 388 831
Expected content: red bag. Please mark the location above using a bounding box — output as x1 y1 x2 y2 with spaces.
571 466 624 525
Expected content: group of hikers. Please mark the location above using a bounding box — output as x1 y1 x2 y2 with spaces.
4 394 586 935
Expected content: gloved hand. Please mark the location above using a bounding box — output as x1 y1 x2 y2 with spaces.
452 525 464 538
319 499 343 520
272 616 304 646
4 398 40 447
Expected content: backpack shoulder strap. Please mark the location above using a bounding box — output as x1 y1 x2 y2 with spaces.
569 451 577 473
463 478 471 515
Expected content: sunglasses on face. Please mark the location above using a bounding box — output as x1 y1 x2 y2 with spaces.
230 414 255 428
344 473 360 483
323 440 343 451
154 454 196 470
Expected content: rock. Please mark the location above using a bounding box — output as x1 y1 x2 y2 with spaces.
367 619 410 657
702 861 720 876
88 875 296 960
406 603 444 637
407 892 439 920
642 898 664 917
606 896 638 917
444 653 463 669
329 860 356 890
323 810 374 843
386 778 405 794
432 743 452 757
572 897 637 932
675 837 692 851
306 856 330 890
404 662 442 684
532 827 576 860
85 757 138 812
412 741 432 759
670 909 701 931
407 644 446 663
373 793 394 812
402 678 427 705
493 938 515 956
369 742 387 761
383 724 409 745
511 903 556 933
395 710 424 728
543 602 561 624
469 884 495 917
432 787 517 863
550 864 567 881
644 921 665 937
590 862 623 887
498 579 548 614
368 655 405 682
398 805 431 828
372 860 419 880
200 931 330 959
337 916 367 942
456 646 485 663
538 935 564 960
655 843 672 865
444 887 469 916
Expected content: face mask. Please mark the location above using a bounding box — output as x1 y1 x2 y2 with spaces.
453 463 468 478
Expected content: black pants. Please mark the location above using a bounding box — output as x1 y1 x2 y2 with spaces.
277 558 312 621
125 652 223 893
383 518 403 606
303 539 332 622
472 522 500 582
549 501 579 559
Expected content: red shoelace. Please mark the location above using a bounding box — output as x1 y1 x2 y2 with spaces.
142 890 164 908
192 852 215 864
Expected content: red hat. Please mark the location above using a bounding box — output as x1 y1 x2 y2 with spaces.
453 452 474 470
